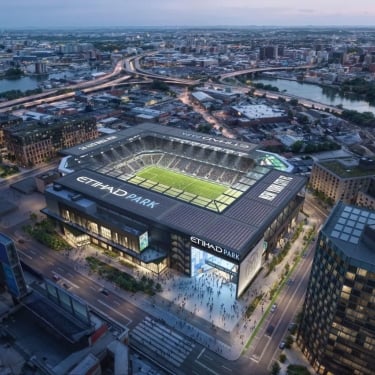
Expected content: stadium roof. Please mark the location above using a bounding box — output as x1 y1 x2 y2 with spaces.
60 122 258 159
49 167 306 260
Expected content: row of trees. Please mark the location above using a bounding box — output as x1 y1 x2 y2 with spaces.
291 139 341 154
340 78 375 103
86 256 162 295
341 109 375 127
271 363 310 375
253 82 280 92
0 164 19 177
24 218 70 251
0 88 43 100
3 67 24 78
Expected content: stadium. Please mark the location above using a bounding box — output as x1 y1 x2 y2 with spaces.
43 123 306 298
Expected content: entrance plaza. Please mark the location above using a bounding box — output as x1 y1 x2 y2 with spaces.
159 269 249 333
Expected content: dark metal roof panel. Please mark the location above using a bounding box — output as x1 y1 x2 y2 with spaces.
61 122 257 157
53 168 306 259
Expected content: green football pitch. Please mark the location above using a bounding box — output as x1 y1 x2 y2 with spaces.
136 166 227 200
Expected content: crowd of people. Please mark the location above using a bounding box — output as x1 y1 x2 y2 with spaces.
159 268 252 333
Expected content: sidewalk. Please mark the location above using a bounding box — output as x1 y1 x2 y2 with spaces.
279 342 316 375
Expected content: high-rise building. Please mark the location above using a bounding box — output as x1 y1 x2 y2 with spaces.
259 45 278 60
35 61 47 74
298 202 375 375
0 233 28 302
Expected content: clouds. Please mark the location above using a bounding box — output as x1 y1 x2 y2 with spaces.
0 0 374 27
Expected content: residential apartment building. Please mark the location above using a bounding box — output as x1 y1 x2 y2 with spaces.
4 115 98 167
298 203 375 375
309 158 375 204
259 45 278 60
356 178 375 210
0 113 22 154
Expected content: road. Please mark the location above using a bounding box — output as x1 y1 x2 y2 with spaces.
0 58 126 113
246 241 316 374
179 89 235 139
0 160 59 188
124 54 200 86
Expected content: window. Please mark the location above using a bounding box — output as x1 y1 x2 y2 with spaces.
101 226 111 240
342 285 352 294
357 268 367 277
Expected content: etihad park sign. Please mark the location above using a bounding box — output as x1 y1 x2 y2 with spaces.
76 176 159 209
190 236 240 261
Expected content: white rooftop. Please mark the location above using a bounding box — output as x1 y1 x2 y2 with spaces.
232 104 286 120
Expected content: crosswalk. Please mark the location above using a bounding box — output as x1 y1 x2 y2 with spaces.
130 316 195 368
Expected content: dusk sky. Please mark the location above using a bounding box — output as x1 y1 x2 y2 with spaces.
0 0 374 28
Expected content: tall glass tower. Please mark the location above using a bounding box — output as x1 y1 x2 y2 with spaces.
0 233 28 302
298 203 375 375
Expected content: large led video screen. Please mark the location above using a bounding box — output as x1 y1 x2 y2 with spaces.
139 231 149 251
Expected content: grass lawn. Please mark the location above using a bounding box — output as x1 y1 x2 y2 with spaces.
136 166 227 200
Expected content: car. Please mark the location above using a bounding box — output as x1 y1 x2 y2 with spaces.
100 288 110 296
279 341 286 350
62 282 71 290
270 303 277 312
52 274 60 281
265 325 275 337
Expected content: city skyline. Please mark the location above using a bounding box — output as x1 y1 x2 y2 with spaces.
1 0 375 28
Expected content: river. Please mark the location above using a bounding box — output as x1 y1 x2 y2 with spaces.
0 72 79 94
253 77 375 114
0 75 45 93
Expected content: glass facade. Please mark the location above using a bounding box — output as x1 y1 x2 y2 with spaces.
298 205 375 375
59 204 169 274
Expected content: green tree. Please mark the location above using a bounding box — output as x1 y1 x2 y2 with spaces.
287 364 311 375
291 141 303 153
285 335 294 349
271 361 281 375
289 98 299 106
197 123 211 133
29 213 37 222
297 114 309 124
4 67 24 78
150 80 170 92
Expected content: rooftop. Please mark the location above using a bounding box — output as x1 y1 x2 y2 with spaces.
232 104 286 120
46 167 305 259
323 202 375 271
61 122 258 159
319 158 375 178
